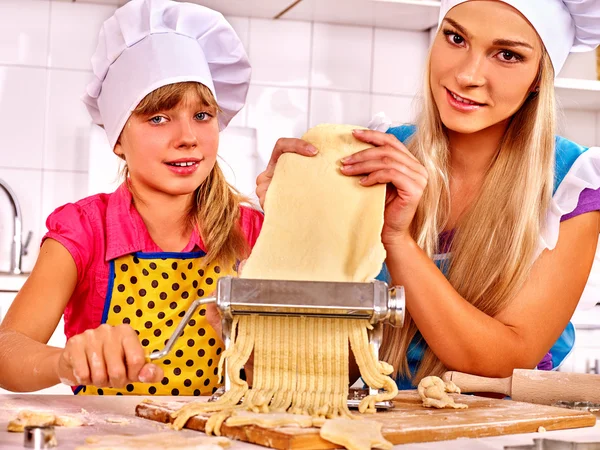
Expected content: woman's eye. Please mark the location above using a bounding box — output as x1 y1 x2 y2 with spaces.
443 30 465 46
196 112 211 121
498 50 522 63
452 34 464 45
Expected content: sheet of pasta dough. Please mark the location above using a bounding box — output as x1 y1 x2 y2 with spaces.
243 124 386 282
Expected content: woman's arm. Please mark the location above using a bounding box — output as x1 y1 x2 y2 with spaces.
0 239 76 391
386 211 600 377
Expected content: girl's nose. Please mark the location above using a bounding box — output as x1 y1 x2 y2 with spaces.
175 120 198 149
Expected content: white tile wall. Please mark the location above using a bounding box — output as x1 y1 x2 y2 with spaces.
0 1 117 274
0 66 47 169
309 89 371 129
0 0 49 67
246 85 309 166
311 23 373 92
48 2 115 70
372 28 429 96
0 0 598 284
41 170 89 236
371 94 418 127
249 19 311 87
44 69 94 171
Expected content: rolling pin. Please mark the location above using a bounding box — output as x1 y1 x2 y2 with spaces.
443 369 600 406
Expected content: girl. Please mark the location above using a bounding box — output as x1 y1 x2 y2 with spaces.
257 0 600 389
0 0 262 396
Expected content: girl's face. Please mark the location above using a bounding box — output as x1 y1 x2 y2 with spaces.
115 89 219 197
429 1 543 135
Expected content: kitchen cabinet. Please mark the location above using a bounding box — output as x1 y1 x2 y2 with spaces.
279 0 440 31
184 0 297 20
555 78 600 111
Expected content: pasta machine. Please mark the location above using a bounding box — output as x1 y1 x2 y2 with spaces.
150 276 405 409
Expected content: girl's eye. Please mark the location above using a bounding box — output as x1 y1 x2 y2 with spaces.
149 116 166 124
195 112 210 121
498 50 523 63
443 30 465 46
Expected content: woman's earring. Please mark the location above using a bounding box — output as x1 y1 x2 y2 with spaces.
529 86 540 99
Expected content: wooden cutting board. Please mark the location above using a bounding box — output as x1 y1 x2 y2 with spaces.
135 391 596 449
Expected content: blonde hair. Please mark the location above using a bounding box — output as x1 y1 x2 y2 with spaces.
381 50 556 383
124 82 250 266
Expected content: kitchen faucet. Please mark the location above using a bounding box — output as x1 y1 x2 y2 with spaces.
0 178 31 275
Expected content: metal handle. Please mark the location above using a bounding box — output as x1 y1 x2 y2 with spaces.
148 296 216 361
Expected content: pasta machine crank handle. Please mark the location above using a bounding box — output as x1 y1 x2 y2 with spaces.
148 297 217 361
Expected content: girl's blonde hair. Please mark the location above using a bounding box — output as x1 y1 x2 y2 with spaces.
125 82 250 266
381 50 556 383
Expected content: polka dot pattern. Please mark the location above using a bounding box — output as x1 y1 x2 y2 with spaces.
80 253 235 397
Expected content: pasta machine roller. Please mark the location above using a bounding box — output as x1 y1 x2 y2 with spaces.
150 276 405 409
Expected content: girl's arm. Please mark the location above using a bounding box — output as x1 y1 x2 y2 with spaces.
0 239 76 391
386 211 599 378
0 239 163 392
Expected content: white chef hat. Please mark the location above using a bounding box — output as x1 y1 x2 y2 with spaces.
439 0 600 76
83 0 251 149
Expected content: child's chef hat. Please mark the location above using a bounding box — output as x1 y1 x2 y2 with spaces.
439 0 600 75
83 0 251 148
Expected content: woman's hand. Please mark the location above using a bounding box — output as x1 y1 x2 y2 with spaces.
256 138 318 209
340 129 428 245
56 324 163 388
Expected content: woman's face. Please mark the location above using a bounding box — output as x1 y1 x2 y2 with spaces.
429 1 543 135
115 89 219 197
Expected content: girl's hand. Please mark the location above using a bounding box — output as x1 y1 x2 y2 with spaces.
204 301 223 344
340 129 428 245
56 324 163 388
256 138 318 209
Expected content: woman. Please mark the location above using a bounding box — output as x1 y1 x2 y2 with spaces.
256 0 600 389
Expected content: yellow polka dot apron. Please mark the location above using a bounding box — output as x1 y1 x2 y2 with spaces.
76 251 235 396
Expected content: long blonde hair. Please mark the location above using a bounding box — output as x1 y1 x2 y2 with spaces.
125 82 250 266
381 50 556 383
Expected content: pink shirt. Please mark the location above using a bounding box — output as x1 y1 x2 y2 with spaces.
43 182 264 340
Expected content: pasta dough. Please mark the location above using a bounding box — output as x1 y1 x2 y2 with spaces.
225 411 313 428
172 124 397 439
417 376 468 409
320 418 392 450
242 124 386 282
7 410 84 432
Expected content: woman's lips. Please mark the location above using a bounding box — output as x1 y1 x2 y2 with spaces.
445 88 485 112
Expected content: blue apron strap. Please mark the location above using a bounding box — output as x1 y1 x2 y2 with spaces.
376 264 391 283
549 322 576 370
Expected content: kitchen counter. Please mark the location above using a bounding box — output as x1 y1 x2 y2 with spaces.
0 395 598 449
